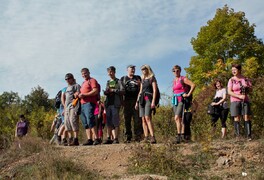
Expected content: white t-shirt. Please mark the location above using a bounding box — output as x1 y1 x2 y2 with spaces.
214 88 228 109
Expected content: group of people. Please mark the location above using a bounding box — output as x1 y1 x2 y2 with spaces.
16 63 253 146
208 64 252 141
54 65 159 146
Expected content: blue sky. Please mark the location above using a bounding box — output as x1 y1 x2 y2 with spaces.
0 0 264 99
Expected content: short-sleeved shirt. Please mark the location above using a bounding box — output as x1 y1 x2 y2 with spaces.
17 120 29 136
61 87 67 93
80 78 98 104
227 77 251 102
65 83 81 107
106 79 118 105
214 88 228 109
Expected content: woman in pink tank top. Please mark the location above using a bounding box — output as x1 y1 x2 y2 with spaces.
171 65 195 144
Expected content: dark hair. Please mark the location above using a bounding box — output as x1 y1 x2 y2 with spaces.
107 66 116 72
232 64 242 71
213 79 223 89
172 65 181 71
19 114 25 119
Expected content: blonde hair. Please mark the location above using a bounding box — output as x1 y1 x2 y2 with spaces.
140 64 155 79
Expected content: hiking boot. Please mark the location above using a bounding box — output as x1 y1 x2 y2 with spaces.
93 138 100 145
62 138 68 146
173 135 181 144
112 138 119 144
69 138 79 146
83 139 94 146
150 136 156 144
103 138 113 144
125 137 131 143
57 136 62 145
142 137 149 143
181 134 185 143
135 135 142 142
68 137 74 146
184 135 190 141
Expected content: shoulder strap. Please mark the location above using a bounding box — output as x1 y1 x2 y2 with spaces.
180 76 185 88
122 76 128 86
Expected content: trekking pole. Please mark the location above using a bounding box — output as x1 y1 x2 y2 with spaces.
181 98 186 135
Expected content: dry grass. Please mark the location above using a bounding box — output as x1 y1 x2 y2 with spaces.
0 136 101 180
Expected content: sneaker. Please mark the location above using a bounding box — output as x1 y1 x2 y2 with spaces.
69 138 79 146
83 139 94 146
247 136 252 141
93 139 100 145
103 139 113 144
112 138 119 144
150 136 156 144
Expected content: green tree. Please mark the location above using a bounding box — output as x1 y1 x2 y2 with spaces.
0 91 21 108
23 86 53 112
186 5 264 89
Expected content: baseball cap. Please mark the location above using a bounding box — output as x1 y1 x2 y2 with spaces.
127 64 136 68
65 73 74 80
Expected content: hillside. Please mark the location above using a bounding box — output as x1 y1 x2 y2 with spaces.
0 137 263 179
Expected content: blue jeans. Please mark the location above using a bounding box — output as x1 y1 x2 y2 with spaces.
80 102 95 129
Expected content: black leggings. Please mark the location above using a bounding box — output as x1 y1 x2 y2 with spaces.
211 109 229 128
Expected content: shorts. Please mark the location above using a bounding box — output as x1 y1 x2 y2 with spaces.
106 105 120 128
173 101 184 117
230 101 251 117
139 99 151 117
64 108 79 131
80 102 96 129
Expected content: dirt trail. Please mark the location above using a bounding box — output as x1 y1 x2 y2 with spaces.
58 144 134 177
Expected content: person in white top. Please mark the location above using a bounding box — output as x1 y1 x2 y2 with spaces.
210 79 229 138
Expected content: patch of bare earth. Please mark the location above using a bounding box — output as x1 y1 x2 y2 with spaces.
58 144 134 177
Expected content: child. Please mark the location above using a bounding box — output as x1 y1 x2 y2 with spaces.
15 115 29 148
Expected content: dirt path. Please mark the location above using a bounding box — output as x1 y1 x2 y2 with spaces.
58 144 134 177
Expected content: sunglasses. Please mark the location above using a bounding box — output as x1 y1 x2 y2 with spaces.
65 77 72 80
172 69 180 72
141 68 147 71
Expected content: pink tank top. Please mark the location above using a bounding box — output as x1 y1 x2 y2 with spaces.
172 76 186 102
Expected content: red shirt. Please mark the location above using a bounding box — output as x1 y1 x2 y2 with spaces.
80 78 98 104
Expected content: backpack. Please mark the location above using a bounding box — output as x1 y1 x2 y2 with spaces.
54 90 62 109
149 77 161 107
122 76 141 93
179 76 192 110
